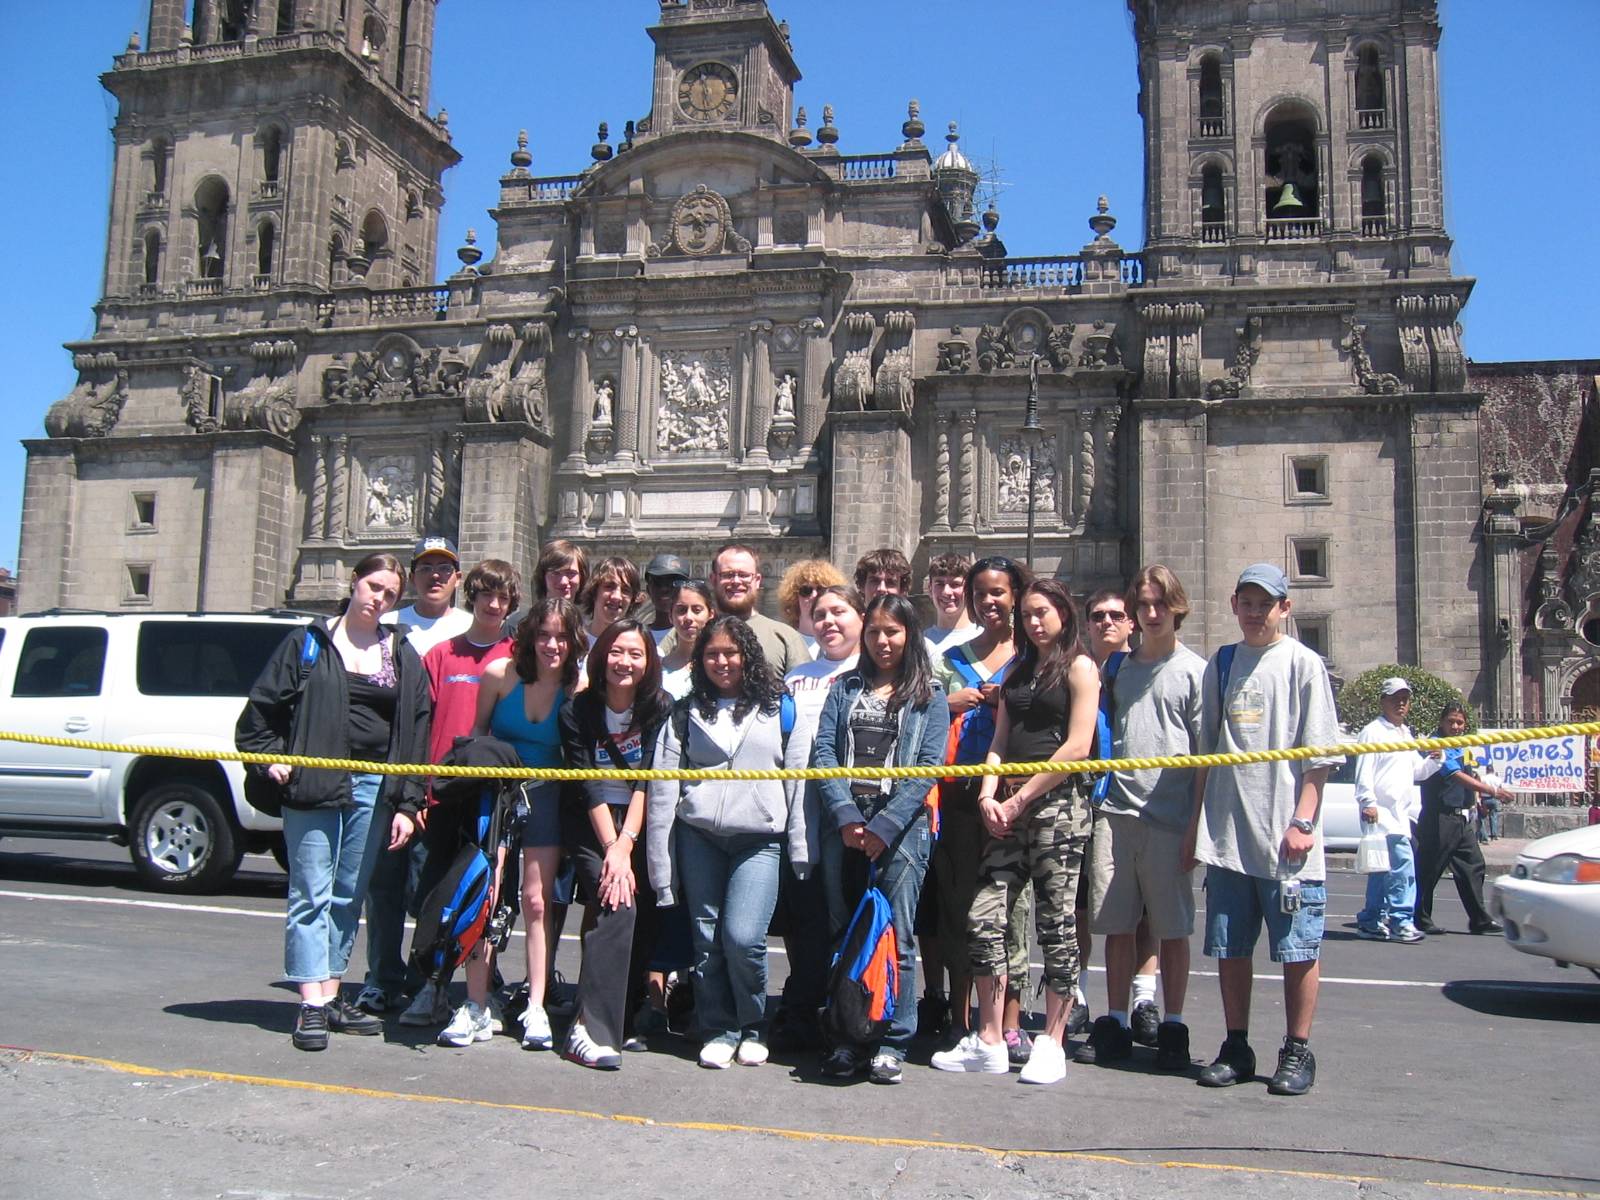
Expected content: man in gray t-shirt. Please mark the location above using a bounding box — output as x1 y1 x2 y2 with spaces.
1184 562 1339 1098
1080 565 1206 1073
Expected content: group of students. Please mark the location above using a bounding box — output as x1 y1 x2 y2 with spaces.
236 535 1344 1096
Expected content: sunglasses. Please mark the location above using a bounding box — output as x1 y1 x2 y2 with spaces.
1089 609 1130 622
797 584 822 597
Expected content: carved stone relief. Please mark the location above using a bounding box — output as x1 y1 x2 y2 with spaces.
647 185 751 258
873 311 915 414
997 435 1058 515
833 313 877 411
46 353 127 439
363 457 417 531
657 349 732 455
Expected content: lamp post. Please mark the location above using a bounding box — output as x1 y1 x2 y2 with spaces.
1022 352 1043 570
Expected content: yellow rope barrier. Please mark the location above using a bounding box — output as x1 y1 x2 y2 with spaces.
0 722 1592 784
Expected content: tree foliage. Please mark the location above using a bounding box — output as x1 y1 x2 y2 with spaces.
1336 664 1471 735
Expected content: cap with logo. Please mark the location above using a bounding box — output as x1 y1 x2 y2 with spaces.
411 535 459 568
645 553 691 581
1379 676 1412 697
1234 562 1290 600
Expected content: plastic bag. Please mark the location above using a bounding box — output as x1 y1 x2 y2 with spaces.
1355 825 1391 874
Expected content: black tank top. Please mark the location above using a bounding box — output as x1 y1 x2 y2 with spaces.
1003 669 1072 762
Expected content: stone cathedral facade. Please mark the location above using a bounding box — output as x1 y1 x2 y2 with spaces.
23 0 1506 705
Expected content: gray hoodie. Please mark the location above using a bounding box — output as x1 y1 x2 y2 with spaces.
647 700 806 906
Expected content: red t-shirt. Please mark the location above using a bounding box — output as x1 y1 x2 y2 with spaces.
423 633 514 801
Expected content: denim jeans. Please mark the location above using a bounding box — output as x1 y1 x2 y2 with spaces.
1357 833 1416 929
361 796 426 996
822 810 931 1054
675 823 782 1042
283 773 381 984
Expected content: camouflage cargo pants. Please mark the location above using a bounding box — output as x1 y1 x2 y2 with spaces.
967 781 1092 997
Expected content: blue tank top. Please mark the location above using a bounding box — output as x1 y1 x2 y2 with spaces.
490 683 564 768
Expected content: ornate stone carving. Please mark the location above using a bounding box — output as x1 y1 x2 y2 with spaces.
361 458 416 531
306 434 327 541
46 354 127 438
1341 315 1401 395
647 185 750 258
769 372 797 453
1205 317 1262 400
957 409 977 531
657 349 732 455
224 376 299 435
998 435 1057 515
464 319 552 426
833 313 877 411
1395 294 1467 393
976 323 1016 371
1140 303 1202 398
931 415 952 531
1535 547 1575 632
1172 304 1203 398
1075 412 1095 523
936 328 971 374
1078 320 1120 369
323 351 379 403
873 310 915 414
181 364 217 432
587 377 616 454
1045 323 1077 371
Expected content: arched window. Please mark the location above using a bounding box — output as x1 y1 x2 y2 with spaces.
1200 164 1227 242
361 15 385 63
194 177 231 279
1264 104 1320 236
359 210 388 260
329 233 345 284
262 128 282 184
1360 155 1387 235
256 221 276 280
149 138 169 198
276 0 296 35
1355 46 1385 128
1198 56 1225 137
143 230 162 287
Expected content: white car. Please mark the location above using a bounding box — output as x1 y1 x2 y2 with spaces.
1319 755 1423 853
1490 825 1600 979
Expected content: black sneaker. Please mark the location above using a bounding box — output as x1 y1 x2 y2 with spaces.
1196 1034 1255 1087
1130 1000 1160 1047
917 994 951 1041
820 1045 870 1078
1154 1021 1191 1071
1066 999 1091 1037
1414 918 1444 935
868 1053 904 1085
292 1003 329 1051
1073 1015 1133 1065
1469 920 1504 936
327 996 384 1036
1267 1038 1316 1096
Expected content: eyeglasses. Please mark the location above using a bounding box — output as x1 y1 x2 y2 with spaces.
797 584 821 597
1089 609 1130 623
718 571 756 583
415 562 457 576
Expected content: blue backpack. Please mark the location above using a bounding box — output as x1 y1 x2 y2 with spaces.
409 782 508 985
1091 651 1129 805
822 864 898 1046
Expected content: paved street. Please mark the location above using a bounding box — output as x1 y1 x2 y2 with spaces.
3 836 1597 1199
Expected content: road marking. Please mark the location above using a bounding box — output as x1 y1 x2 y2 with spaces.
1 1047 1592 1198
0 887 1489 989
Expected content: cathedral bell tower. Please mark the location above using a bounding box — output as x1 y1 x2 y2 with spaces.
637 0 801 144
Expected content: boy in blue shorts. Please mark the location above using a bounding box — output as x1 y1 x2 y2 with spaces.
1182 563 1341 1096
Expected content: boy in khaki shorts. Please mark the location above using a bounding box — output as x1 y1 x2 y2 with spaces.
1078 565 1204 1071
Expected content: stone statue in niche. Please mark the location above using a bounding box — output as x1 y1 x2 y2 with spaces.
657 350 732 455
593 378 614 425
998 435 1057 515
774 373 795 418
365 464 416 530
769 372 798 454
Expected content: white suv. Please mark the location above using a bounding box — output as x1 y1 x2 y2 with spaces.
0 610 306 891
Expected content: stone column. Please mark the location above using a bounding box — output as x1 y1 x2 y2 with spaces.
1482 476 1525 722
306 433 327 540
425 430 449 532
955 408 977 532
325 434 348 541
745 320 773 463
442 431 464 542
1074 409 1095 527
566 327 592 466
829 410 916 569
616 326 641 464
148 0 187 50
930 414 952 533
194 0 220 43
798 317 828 460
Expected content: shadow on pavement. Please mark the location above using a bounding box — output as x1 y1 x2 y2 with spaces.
164 997 291 1034
1441 978 1600 1022
0 848 286 901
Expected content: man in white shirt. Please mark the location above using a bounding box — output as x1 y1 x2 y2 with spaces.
923 553 979 657
1354 678 1443 943
379 536 472 656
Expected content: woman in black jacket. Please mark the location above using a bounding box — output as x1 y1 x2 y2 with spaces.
557 618 670 1068
236 552 432 1052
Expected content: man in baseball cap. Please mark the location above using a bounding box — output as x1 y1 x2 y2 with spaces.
1354 677 1442 945
644 553 691 644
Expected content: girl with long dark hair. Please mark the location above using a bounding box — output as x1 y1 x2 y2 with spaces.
658 579 716 700
931 578 1099 1085
811 593 950 1083
646 615 807 1069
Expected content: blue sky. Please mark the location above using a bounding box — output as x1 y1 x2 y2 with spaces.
0 1 1595 576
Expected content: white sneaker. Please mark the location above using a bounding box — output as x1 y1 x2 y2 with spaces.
486 992 506 1034
398 982 450 1027
563 1021 622 1070
699 1038 737 1069
521 1004 553 1051
931 1032 1011 1074
438 1001 492 1047
1019 1033 1067 1085
735 1037 769 1066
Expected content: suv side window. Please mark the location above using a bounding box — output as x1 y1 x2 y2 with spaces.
136 621 298 697
14 627 109 697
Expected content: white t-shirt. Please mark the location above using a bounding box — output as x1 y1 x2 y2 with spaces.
785 652 859 770
381 604 472 655
662 662 694 700
593 705 640 810
925 621 980 660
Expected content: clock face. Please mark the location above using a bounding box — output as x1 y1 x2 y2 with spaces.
678 62 738 122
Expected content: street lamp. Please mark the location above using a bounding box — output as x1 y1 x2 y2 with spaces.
1021 352 1044 570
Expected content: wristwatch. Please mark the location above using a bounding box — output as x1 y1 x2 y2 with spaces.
1289 817 1315 835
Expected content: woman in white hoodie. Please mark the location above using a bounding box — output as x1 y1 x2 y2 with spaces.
647 615 806 1070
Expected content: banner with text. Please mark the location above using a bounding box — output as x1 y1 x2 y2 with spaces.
1482 736 1587 792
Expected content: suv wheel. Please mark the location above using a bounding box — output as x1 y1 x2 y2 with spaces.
130 782 242 893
